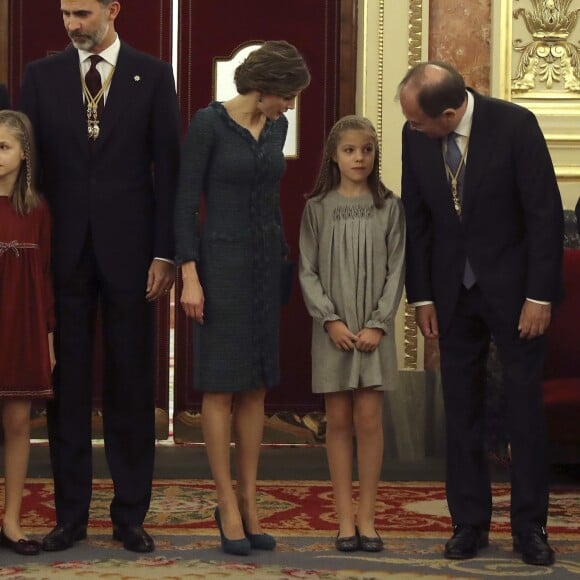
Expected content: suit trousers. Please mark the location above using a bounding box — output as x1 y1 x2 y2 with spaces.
48 234 155 527
438 284 549 535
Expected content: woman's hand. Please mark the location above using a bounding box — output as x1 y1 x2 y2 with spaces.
355 327 383 352
180 262 205 324
325 320 358 351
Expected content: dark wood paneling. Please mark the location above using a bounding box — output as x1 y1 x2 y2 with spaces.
6 0 357 437
0 0 8 85
8 0 173 105
174 0 357 423
9 0 174 438
339 0 357 117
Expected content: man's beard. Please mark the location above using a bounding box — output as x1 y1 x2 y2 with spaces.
69 23 109 51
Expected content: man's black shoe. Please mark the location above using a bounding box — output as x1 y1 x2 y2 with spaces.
513 527 555 566
42 524 87 552
444 526 489 560
113 525 155 553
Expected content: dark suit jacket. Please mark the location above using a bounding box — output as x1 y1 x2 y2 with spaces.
19 44 180 288
0 84 10 109
402 90 564 333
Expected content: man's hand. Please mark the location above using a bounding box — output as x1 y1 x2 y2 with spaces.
518 300 551 339
146 259 175 301
325 320 358 351
416 304 439 339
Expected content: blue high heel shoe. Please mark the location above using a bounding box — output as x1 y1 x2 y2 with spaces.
242 519 276 550
214 507 251 556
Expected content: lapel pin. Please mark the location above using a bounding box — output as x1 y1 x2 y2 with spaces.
134 75 141 82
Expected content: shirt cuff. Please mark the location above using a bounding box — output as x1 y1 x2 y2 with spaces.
526 298 550 305
410 300 434 307
154 257 175 265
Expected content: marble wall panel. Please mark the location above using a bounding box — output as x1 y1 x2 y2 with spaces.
429 0 492 93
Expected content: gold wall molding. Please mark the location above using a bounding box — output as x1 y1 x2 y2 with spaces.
492 0 580 209
408 0 425 66
512 0 580 94
556 166 580 178
377 0 384 172
358 0 428 370
404 0 426 370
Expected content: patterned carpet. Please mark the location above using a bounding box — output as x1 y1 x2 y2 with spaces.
1 479 580 578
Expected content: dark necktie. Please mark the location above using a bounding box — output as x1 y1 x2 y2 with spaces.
445 132 476 288
85 54 103 116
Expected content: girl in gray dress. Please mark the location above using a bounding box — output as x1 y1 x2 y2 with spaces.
175 41 310 556
299 116 405 553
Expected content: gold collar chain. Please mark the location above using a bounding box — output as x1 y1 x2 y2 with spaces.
444 137 469 217
80 64 116 140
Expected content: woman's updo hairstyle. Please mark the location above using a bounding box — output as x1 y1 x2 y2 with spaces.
234 40 311 96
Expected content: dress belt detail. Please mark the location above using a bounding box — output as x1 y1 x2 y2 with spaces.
0 241 39 257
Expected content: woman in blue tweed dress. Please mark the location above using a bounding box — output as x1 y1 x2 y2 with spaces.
175 41 310 555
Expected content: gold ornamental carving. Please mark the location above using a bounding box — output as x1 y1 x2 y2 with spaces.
512 0 580 93
408 0 424 66
404 0 424 369
377 0 384 172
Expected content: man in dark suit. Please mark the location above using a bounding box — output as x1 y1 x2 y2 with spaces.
398 62 563 566
20 0 180 553
0 84 10 109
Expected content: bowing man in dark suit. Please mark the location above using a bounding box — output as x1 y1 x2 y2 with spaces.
398 62 563 566
19 0 180 553
0 84 10 109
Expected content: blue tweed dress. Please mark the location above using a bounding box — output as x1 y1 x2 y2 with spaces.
175 102 288 392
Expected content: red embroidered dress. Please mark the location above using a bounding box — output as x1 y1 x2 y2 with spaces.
0 196 54 398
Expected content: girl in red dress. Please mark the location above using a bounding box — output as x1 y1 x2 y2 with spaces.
0 110 54 555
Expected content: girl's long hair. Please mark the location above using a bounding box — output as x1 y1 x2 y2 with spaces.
0 110 39 215
306 115 392 208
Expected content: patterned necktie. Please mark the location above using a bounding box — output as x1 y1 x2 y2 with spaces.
445 131 476 288
85 55 103 116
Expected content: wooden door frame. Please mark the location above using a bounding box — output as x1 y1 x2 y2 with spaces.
338 0 357 117
0 1 357 111
173 0 358 443
1 0 358 228
2 0 358 442
0 0 8 85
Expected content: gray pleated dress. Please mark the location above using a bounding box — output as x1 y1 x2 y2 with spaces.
299 190 405 393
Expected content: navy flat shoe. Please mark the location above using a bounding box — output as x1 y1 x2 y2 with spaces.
335 528 360 552
360 530 384 552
